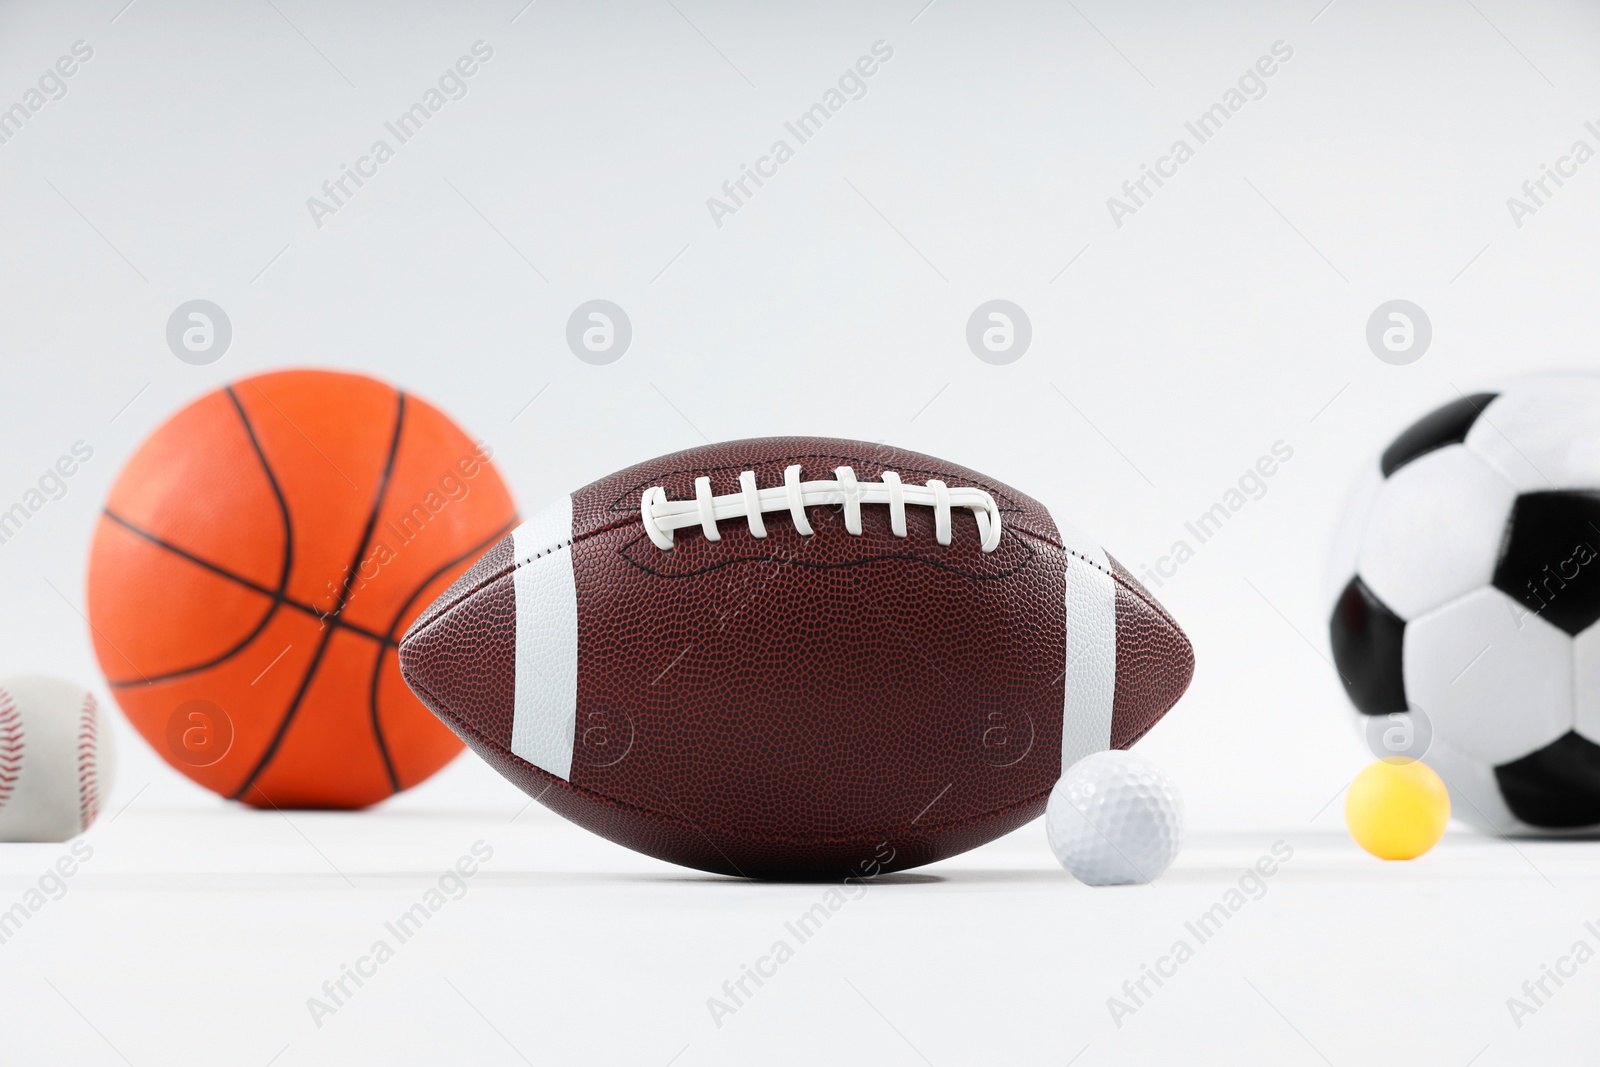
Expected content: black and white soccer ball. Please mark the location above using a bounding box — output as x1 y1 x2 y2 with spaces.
1328 377 1600 836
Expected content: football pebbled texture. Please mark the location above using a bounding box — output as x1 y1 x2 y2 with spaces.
400 438 1194 877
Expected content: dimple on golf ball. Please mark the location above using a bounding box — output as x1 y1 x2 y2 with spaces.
1047 750 1184 886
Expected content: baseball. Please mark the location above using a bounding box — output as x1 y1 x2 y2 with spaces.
0 675 117 842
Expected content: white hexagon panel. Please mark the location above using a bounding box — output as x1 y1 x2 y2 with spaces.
1570 624 1600 744
1356 445 1516 623
1403 588 1572 767
1464 375 1600 492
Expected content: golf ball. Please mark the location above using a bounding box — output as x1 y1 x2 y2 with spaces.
1047 750 1184 885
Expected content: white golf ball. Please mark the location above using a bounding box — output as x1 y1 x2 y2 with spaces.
1047 750 1183 886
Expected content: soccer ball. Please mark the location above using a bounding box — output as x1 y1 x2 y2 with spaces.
1328 377 1600 836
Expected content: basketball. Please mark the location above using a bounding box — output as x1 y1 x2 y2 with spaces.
86 369 517 808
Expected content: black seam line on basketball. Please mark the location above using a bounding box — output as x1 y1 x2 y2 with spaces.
231 390 408 802
400 511 636 645
103 534 475 686
102 621 400 690
95 390 298 688
358 392 410 795
367 515 516 794
379 515 519 661
101 513 288 687
99 512 390 643
226 384 296 601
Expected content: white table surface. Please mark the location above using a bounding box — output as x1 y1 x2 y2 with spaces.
1 793 1593 1067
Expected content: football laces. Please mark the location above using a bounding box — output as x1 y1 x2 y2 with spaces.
640 464 1003 553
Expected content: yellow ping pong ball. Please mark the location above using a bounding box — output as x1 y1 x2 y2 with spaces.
1345 758 1450 860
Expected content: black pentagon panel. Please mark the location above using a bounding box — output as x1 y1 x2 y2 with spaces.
1491 491 1600 636
1328 576 1407 715
1380 393 1499 477
1495 732 1600 829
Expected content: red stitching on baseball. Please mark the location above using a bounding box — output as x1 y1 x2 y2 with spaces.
0 689 23 814
77 693 99 831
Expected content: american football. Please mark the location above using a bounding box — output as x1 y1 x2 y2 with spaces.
399 438 1194 877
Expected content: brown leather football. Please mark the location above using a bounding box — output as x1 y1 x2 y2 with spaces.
399 438 1194 878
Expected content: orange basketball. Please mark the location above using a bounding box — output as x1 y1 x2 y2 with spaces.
87 369 517 808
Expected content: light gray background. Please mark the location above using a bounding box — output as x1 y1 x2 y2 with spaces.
1 2 1598 1064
